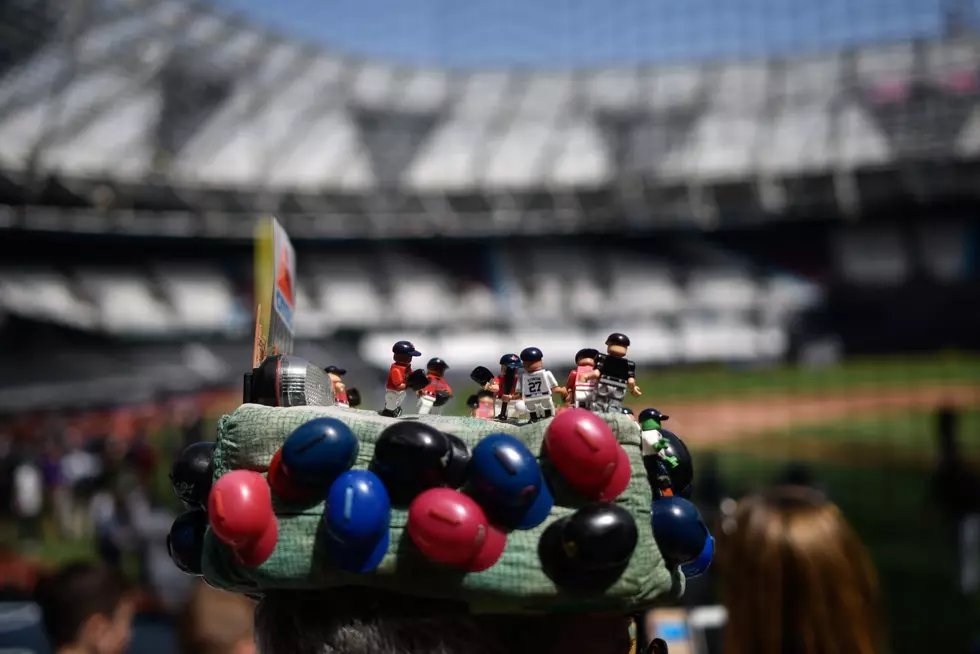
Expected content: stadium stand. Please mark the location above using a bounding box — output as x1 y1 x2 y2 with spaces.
0 1 978 238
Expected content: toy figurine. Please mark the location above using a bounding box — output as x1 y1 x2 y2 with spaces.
589 333 641 413
416 358 453 416
324 366 351 408
380 341 422 417
468 390 496 419
565 348 599 409
638 408 676 468
472 354 526 421
516 347 567 422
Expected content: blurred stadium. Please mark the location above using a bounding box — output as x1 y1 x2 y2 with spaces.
0 0 979 652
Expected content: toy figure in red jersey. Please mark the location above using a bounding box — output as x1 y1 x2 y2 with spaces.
416 357 453 416
324 366 350 407
380 341 422 417
565 348 599 409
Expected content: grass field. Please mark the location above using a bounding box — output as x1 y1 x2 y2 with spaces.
627 353 980 403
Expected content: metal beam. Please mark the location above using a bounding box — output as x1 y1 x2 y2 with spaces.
258 57 361 182
0 0 173 122
181 41 316 177
30 9 232 160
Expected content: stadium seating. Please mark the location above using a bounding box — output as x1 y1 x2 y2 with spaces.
76 270 173 334
153 264 246 333
0 269 98 329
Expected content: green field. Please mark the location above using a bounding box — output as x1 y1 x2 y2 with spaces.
628 353 980 403
720 408 980 466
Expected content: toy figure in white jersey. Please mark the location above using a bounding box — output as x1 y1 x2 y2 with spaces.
514 347 567 422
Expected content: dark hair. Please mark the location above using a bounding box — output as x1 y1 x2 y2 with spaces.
34 562 130 648
254 588 630 654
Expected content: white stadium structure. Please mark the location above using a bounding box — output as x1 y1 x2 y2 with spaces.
0 0 976 381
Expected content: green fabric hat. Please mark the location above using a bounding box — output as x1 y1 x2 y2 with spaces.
201 404 684 614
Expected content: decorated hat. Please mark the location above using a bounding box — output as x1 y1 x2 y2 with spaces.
167 372 713 615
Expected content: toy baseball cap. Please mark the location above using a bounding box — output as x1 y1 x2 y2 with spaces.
465 433 554 530
545 409 632 502
323 470 391 573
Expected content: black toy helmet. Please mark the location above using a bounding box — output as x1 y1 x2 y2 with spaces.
519 347 544 363
323 365 347 375
393 341 422 356
427 357 449 370
605 333 631 347
499 353 521 367
574 348 599 363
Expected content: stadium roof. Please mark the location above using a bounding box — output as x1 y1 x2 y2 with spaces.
0 0 979 229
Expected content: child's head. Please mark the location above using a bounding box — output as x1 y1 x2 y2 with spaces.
179 583 256 654
35 562 134 654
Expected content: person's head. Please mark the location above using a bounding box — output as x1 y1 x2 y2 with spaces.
34 562 134 654
179 583 256 654
718 486 883 654
253 587 630 654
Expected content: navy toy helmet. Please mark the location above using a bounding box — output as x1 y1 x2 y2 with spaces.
324 365 347 376
639 408 670 425
621 407 634 416
393 341 422 357
499 353 521 368
519 347 544 364
427 357 449 371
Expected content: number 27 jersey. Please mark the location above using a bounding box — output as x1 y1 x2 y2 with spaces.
521 369 558 399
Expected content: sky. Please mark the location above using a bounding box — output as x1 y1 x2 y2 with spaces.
204 0 972 68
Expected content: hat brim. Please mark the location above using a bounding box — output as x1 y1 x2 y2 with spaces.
410 350 422 357
680 532 714 578
597 445 632 502
328 529 391 574
514 477 554 530
463 523 508 572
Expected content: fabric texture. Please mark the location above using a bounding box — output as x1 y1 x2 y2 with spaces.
202 404 683 614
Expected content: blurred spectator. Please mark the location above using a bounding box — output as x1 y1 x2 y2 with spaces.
13 451 44 547
718 485 884 654
930 405 980 596
60 435 101 540
178 584 256 654
90 487 130 569
34 562 134 654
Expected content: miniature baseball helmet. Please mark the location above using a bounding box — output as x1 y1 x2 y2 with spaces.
466 394 480 409
539 502 638 591
427 357 449 370
371 422 470 503
170 441 215 509
324 365 347 375
466 433 554 530
638 408 670 424
621 407 634 416
499 353 521 367
168 509 208 575
393 341 422 356
574 348 599 362
323 470 392 573
519 347 544 363
605 333 631 347
650 496 710 569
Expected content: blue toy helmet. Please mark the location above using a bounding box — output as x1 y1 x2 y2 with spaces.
427 357 449 370
519 347 543 363
499 353 521 368
393 341 422 356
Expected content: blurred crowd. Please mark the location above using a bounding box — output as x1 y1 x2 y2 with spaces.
0 405 974 654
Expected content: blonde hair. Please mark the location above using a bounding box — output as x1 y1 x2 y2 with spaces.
719 486 884 654
178 583 255 654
